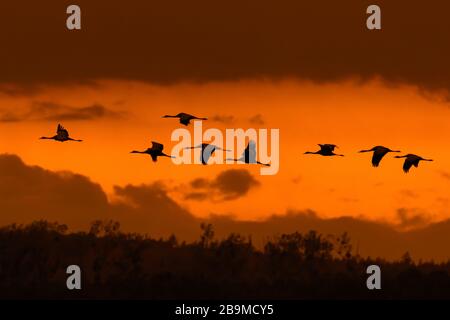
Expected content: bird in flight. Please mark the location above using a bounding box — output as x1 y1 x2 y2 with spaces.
130 141 175 162
185 143 231 165
226 140 270 166
162 112 208 126
39 124 83 142
304 144 344 156
359 146 401 167
395 154 433 173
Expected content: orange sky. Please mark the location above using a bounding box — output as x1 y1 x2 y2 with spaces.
1 79 449 226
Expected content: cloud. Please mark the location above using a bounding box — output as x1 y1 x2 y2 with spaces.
184 169 260 201
0 84 41 97
291 175 302 184
440 171 450 180
0 154 109 229
1 1 450 97
3 154 450 261
184 192 209 201
111 183 199 238
0 154 198 237
211 115 235 124
399 189 419 199
248 114 265 125
395 208 432 231
0 101 122 122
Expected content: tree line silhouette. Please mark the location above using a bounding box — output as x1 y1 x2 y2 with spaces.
0 220 449 299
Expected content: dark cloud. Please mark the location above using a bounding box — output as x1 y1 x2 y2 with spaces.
395 208 431 231
183 192 209 201
291 175 302 184
0 154 198 237
211 115 235 124
0 112 22 122
248 114 265 125
111 183 199 238
3 154 450 261
399 189 419 199
0 101 121 122
0 84 41 97
440 171 450 180
190 178 209 189
1 1 450 96
213 169 260 199
0 154 109 229
184 169 260 201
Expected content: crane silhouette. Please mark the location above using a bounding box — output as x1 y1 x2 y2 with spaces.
39 124 83 142
395 154 433 173
304 144 344 156
162 112 207 126
185 143 231 165
130 141 175 162
226 140 270 166
359 146 401 167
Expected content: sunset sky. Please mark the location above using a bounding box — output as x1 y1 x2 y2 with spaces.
1 79 449 223
1 0 450 259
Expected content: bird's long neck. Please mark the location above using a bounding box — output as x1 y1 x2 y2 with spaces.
161 152 175 158
390 150 401 153
68 138 82 142
40 136 55 140
422 158 433 161
131 150 146 154
359 149 371 153
304 151 318 154
164 115 178 118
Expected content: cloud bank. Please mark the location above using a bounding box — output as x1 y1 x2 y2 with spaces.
1 1 450 97
1 154 450 261
0 102 121 122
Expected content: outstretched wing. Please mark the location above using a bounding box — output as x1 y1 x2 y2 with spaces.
57 124 69 139
151 141 164 152
201 144 215 165
403 158 413 173
372 149 388 167
243 141 257 163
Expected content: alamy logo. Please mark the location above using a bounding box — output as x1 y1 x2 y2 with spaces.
366 265 381 290
66 5 81 30
169 121 280 175
66 265 81 290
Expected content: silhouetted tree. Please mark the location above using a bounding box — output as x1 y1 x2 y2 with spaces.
1 221 450 299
